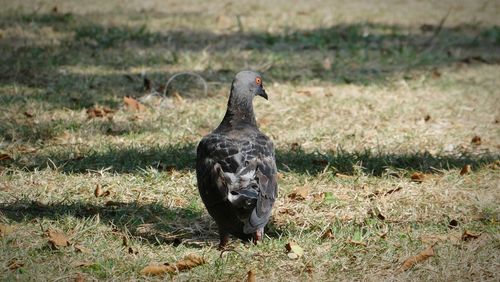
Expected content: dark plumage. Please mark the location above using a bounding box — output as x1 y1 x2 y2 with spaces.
196 70 278 249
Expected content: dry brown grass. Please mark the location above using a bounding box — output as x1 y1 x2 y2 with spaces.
1 0 499 281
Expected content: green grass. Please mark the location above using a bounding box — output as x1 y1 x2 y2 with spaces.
1 0 499 281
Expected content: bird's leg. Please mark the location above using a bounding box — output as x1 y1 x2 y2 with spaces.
253 228 264 244
218 232 230 250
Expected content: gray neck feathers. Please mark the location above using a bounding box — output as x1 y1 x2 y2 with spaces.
220 84 256 128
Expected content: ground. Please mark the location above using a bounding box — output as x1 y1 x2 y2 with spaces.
0 0 499 281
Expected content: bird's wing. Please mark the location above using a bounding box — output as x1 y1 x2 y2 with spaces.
196 131 278 233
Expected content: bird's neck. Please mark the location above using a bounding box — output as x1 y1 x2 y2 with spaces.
219 87 257 129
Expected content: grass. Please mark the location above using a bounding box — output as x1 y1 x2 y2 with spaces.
1 0 499 281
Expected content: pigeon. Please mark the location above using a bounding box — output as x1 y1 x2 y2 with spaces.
196 70 278 249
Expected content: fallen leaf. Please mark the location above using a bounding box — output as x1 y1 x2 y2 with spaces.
86 106 114 119
74 245 90 254
46 229 70 249
122 235 129 246
285 241 304 259
247 270 256 282
94 184 110 198
312 192 325 202
141 264 171 276
348 239 367 247
460 164 471 175
141 254 206 276
0 153 12 161
399 246 434 271
7 258 24 270
124 96 146 112
462 230 481 241
410 172 425 183
471 135 482 145
0 224 14 237
74 273 85 282
288 186 310 200
290 142 300 151
320 228 334 239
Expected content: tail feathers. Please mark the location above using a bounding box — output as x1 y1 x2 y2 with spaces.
244 208 271 233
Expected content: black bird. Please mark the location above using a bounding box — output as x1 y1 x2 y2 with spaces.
196 70 278 249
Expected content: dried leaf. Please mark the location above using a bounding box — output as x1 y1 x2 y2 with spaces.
74 273 85 282
46 229 69 249
399 246 434 271
86 106 114 119
7 258 24 270
285 241 304 259
348 239 367 247
410 172 425 183
288 186 310 200
312 192 325 202
247 270 256 282
460 164 471 175
141 264 171 276
74 245 90 254
0 153 12 161
320 228 334 239
0 224 14 237
462 230 481 241
471 135 482 145
141 254 206 276
94 184 110 198
124 96 146 112
290 142 300 151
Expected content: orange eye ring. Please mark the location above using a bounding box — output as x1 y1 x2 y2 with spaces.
255 77 262 85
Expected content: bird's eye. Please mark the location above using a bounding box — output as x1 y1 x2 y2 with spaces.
255 77 262 85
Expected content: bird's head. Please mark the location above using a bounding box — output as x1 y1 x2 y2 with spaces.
232 70 268 100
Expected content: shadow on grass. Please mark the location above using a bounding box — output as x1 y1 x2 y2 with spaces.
10 143 497 176
0 200 216 247
1 11 499 108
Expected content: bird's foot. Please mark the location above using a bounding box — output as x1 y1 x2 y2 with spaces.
217 233 230 251
253 228 263 244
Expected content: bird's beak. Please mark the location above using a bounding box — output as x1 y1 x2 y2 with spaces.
257 86 268 100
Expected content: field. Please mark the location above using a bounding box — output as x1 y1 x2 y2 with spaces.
0 0 499 281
